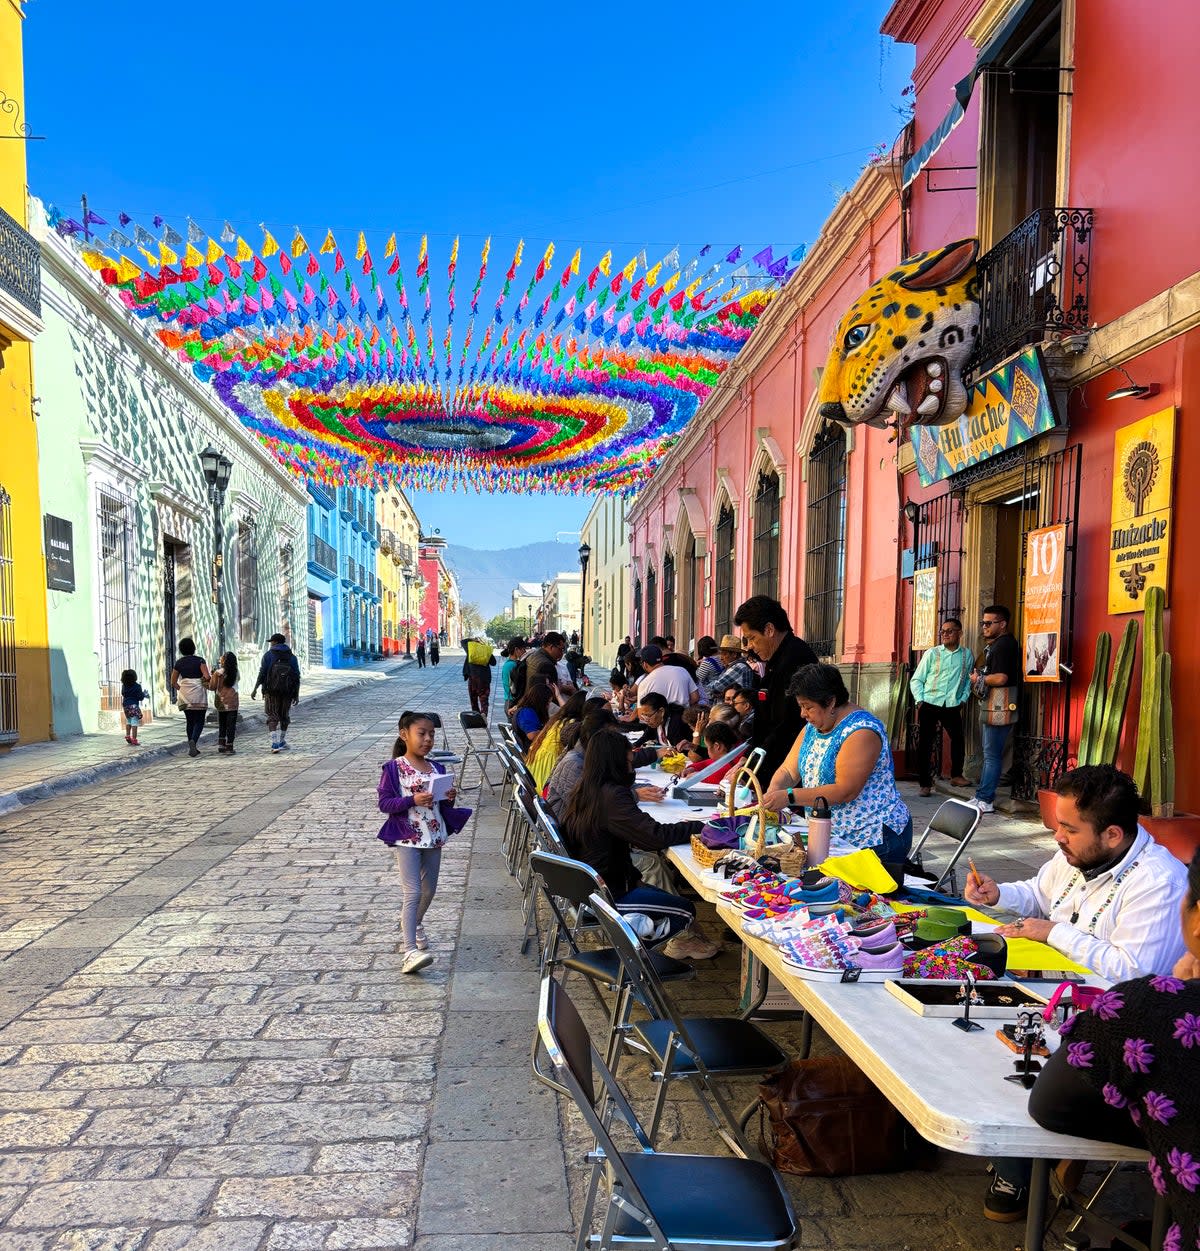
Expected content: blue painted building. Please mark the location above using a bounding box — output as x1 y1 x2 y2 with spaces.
305 484 383 668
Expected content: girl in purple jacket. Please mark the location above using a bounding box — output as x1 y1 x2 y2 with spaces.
377 711 469 974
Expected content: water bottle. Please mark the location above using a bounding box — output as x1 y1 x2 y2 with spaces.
807 796 832 867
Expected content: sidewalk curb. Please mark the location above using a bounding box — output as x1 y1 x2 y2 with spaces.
0 660 412 817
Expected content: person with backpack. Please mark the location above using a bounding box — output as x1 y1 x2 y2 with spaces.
461 638 497 718
500 637 528 716
251 632 301 753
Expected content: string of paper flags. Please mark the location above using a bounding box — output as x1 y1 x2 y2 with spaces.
51 205 804 494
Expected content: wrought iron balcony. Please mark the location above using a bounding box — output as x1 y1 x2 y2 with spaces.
380 527 395 554
308 534 337 576
968 207 1093 378
0 206 41 321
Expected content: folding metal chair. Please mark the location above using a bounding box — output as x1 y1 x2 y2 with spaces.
909 798 983 892
536 975 799 1251
457 711 503 795
587 894 787 1156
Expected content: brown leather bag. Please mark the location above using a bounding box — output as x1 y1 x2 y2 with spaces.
758 1056 929 1176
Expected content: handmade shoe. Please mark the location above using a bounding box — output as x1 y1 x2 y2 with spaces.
983 1173 1028 1222
850 919 899 949
793 876 840 906
401 949 434 975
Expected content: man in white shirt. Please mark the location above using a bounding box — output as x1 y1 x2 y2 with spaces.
634 644 698 707
966 763 1188 1223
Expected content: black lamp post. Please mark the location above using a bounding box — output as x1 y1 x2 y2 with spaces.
403 573 413 656
200 444 234 654
577 540 591 651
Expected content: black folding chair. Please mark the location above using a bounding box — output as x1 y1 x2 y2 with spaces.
536 975 799 1251
588 894 787 1156
457 711 503 795
909 798 983 892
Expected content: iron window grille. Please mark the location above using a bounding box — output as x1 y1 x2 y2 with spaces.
713 504 734 640
0 486 17 744
661 554 675 642
645 565 657 643
751 470 780 601
632 575 642 648
0 205 41 319
803 424 848 659
237 520 259 645
98 491 135 709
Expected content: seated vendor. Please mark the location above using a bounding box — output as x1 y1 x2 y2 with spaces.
636 691 692 754
964 764 1188 1224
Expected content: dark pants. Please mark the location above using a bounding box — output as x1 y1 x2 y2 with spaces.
916 702 964 787
218 710 237 746
615 884 696 940
183 709 205 744
417 654 426 668
264 694 291 733
467 674 490 717
993 1042 1146 1189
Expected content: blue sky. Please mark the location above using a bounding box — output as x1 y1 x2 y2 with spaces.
23 0 912 548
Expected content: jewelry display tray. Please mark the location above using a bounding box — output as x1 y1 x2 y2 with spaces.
885 979 1049 1018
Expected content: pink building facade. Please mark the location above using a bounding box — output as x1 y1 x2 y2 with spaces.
627 166 906 712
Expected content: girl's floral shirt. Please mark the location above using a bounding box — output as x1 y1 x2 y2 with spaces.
1063 974 1200 1247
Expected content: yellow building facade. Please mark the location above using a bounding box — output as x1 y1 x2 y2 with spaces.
0 0 49 747
376 489 421 654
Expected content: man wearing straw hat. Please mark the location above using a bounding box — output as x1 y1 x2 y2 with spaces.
702 634 759 705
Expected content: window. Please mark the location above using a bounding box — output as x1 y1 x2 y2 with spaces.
98 491 135 701
661 554 675 642
683 536 698 650
632 574 642 646
279 543 294 645
803 423 848 659
751 470 780 600
713 504 734 640
0 486 16 743
645 564 657 642
237 520 259 645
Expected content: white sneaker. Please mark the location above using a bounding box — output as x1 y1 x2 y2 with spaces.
972 799 996 814
661 932 721 961
415 924 429 951
401 949 433 974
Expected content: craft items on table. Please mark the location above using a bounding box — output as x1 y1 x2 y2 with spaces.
61 210 802 495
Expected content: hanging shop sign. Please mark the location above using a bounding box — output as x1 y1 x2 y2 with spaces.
1022 523 1066 683
910 346 1061 487
1108 407 1175 615
911 565 939 651
43 515 75 592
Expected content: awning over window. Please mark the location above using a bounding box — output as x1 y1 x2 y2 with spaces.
901 0 1040 189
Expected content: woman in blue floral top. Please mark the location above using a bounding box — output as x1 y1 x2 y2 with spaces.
762 663 912 865
1029 849 1200 1249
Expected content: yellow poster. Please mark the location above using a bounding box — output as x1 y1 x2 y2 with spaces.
1108 408 1175 615
1023 524 1066 682
911 566 939 651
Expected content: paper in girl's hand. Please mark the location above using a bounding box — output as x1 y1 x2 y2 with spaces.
426 773 454 801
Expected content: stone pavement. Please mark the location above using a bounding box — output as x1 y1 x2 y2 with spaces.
0 656 1151 1250
0 658 413 816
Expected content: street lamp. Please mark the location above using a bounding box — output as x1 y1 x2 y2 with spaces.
200 444 234 654
403 573 413 656
577 540 591 650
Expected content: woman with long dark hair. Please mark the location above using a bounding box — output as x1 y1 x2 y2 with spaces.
561 730 717 958
510 681 557 754
526 688 589 789
169 637 211 757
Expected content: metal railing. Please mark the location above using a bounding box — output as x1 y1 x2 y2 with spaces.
309 534 337 576
969 207 1094 377
380 527 395 554
0 206 41 320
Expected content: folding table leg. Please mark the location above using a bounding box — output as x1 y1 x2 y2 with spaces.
1024 1159 1052 1251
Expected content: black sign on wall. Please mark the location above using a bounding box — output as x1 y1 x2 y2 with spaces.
44 515 75 593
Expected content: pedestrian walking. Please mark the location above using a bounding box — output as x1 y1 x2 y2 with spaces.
430 636 440 667
251 632 301 754
909 616 973 795
416 637 426 668
209 651 240 755
120 668 148 746
169 638 211 757
462 637 497 717
970 605 1021 814
376 710 471 974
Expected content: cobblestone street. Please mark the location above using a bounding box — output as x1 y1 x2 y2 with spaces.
0 658 1151 1250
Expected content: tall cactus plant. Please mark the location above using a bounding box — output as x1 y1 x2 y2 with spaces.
1150 652 1175 817
1096 619 1139 768
1078 631 1111 767
1133 586 1165 792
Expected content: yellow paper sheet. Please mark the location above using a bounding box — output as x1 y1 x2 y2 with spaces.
892 903 1094 976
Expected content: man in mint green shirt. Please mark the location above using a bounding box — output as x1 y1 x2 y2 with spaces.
909 617 974 795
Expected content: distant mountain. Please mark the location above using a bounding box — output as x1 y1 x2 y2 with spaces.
444 540 581 618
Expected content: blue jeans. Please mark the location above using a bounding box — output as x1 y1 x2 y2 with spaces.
977 722 1013 803
875 816 914 865
616 883 696 940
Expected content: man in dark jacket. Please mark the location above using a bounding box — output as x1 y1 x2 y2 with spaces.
251 632 301 753
461 639 498 718
733 595 818 782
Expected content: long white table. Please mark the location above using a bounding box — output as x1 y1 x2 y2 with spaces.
654 825 1152 1251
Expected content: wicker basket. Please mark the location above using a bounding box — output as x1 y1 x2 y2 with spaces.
690 762 773 868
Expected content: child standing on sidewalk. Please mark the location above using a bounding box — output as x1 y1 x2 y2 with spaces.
120 669 148 746
376 710 471 974
210 652 240 755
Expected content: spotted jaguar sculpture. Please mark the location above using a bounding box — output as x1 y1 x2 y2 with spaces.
817 238 980 434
